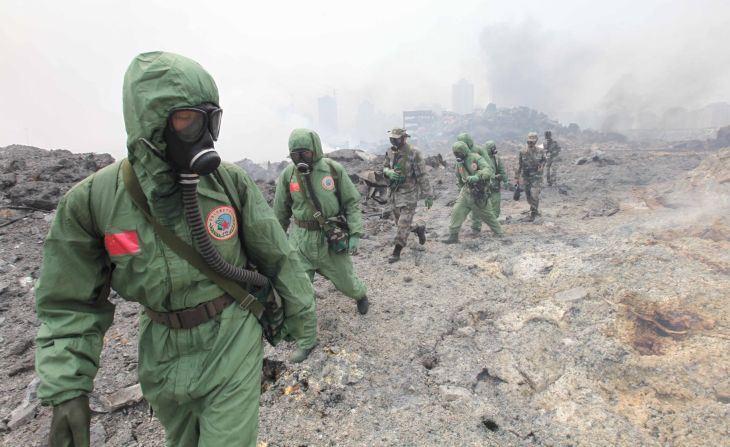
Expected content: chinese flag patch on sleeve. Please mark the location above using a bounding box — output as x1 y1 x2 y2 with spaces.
289 182 301 192
104 230 141 256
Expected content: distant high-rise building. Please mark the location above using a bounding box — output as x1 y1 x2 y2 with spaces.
452 79 474 115
403 110 435 131
318 95 338 137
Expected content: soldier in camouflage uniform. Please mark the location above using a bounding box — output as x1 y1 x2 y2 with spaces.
444 141 503 243
544 130 562 186
483 140 510 218
383 128 433 263
515 132 546 221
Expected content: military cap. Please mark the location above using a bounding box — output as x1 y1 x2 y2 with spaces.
388 128 410 137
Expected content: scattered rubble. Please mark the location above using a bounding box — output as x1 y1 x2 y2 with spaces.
1 141 728 446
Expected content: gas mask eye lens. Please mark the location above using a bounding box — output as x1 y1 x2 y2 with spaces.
209 109 223 141
170 109 206 142
390 137 400 147
169 106 223 142
291 150 313 164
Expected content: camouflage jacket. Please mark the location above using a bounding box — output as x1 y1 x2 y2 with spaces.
384 143 433 207
545 139 561 159
516 146 546 179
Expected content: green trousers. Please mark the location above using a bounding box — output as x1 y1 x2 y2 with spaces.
451 188 503 237
471 190 502 230
291 226 367 300
139 304 263 447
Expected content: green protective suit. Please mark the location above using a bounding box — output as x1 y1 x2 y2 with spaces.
273 129 366 301
458 133 490 230
449 142 503 237
35 52 317 447
482 141 509 219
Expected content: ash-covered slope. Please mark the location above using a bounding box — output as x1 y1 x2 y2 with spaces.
1 143 728 446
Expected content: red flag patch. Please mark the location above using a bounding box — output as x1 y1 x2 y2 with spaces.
289 182 301 192
105 230 141 256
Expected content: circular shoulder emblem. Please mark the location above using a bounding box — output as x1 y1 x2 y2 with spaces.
206 206 237 241
321 176 335 191
471 162 478 172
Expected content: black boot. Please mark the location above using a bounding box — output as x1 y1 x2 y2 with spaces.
388 244 403 263
412 225 427 245
442 233 459 244
356 296 369 315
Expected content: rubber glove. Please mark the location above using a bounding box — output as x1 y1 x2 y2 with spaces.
466 175 480 184
50 395 91 447
383 168 396 179
348 236 360 255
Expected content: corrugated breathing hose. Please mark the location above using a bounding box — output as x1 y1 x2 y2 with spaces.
179 174 268 287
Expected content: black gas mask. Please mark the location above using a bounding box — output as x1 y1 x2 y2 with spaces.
390 137 404 150
163 103 223 176
453 151 465 163
291 149 314 174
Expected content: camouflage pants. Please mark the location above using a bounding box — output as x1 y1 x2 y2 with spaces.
545 157 557 185
451 188 503 237
393 204 417 247
524 176 542 216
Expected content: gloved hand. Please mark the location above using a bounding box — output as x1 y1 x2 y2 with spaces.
348 236 360 255
50 395 91 447
466 175 480 184
424 197 433 209
384 168 405 182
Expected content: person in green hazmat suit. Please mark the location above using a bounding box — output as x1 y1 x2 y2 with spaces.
482 140 510 218
457 132 486 159
443 141 503 243
273 128 369 317
456 132 490 233
34 52 317 447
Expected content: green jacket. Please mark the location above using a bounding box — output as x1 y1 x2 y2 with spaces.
35 52 316 406
481 142 508 191
452 141 493 189
273 129 363 236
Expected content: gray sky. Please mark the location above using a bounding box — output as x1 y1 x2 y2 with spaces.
1 0 729 161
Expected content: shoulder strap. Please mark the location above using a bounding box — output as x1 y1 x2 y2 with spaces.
121 160 264 318
293 169 329 228
213 166 243 211
324 159 343 210
90 161 122 235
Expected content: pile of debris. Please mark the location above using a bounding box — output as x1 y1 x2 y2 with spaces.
408 105 626 155
234 158 289 182
0 145 114 211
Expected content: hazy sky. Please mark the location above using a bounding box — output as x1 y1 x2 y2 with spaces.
1 0 729 161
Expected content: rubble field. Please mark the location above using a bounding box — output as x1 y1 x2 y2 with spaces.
1 141 728 446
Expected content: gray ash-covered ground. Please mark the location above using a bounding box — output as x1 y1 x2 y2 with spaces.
1 141 729 446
